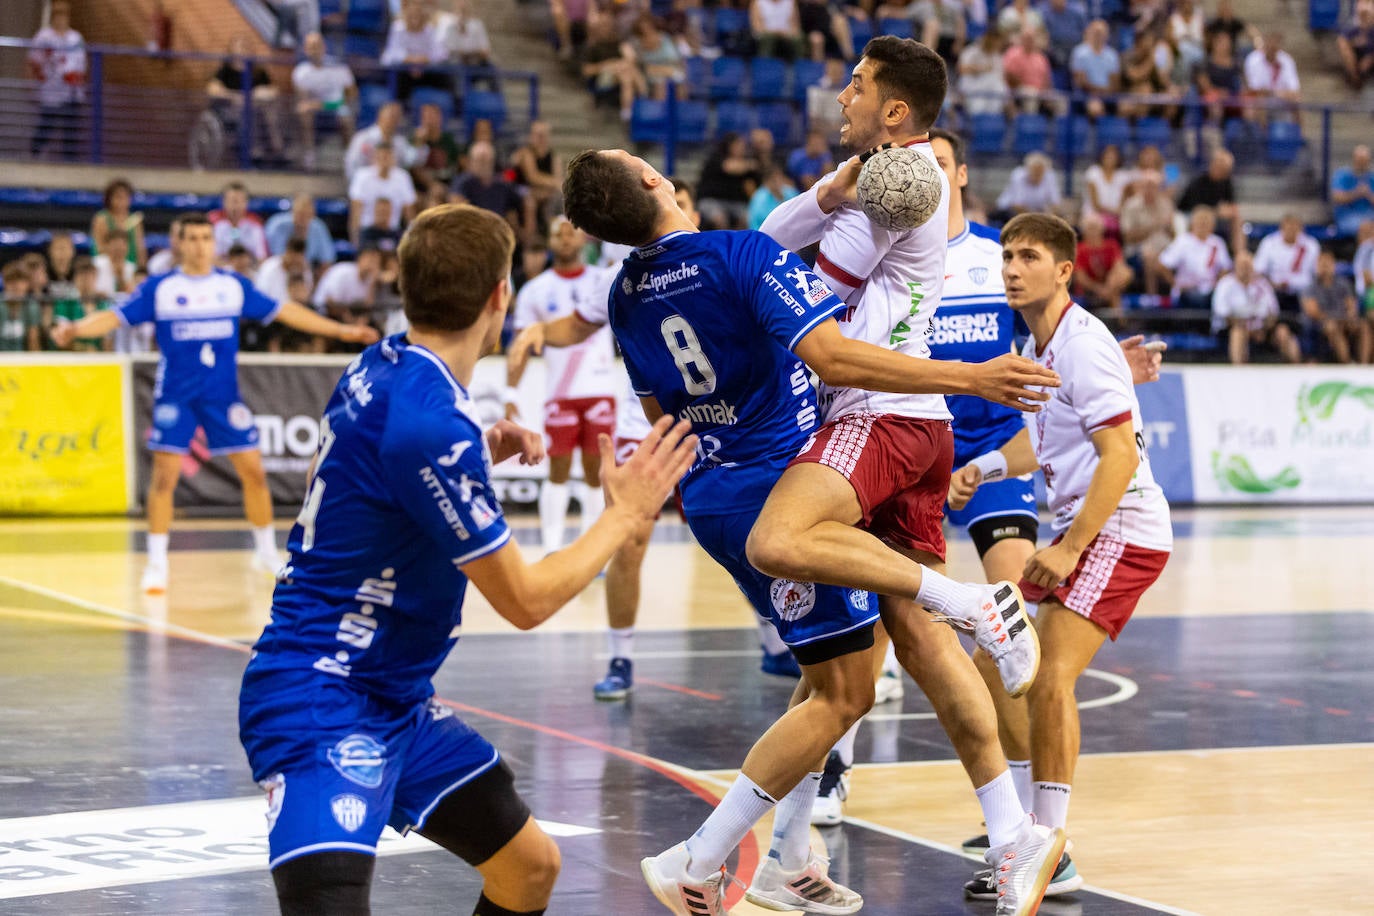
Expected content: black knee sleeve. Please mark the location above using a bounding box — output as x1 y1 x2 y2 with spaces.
416 758 532 866
272 850 374 916
967 514 1039 559
472 893 545 916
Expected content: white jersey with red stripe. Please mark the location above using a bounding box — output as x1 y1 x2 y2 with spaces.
1157 231 1232 297
760 139 952 423
1023 303 1172 551
513 265 619 402
570 271 653 442
1253 230 1320 292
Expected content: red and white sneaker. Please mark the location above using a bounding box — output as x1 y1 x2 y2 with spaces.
745 851 862 915
985 819 1068 916
641 843 731 915
933 581 1039 697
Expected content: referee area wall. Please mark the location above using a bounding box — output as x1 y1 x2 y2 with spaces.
3 355 1373 515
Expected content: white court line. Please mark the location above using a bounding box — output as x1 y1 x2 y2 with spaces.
866 667 1139 721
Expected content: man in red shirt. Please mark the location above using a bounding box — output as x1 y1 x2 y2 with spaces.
1073 212 1133 311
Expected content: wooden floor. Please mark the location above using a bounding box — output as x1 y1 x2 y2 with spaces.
0 507 1371 915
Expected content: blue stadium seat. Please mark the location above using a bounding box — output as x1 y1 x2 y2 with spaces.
1094 115 1130 152
713 8 750 46
1011 113 1050 156
715 100 755 136
630 99 668 145
710 57 748 101
749 57 789 100
1309 0 1342 31
346 0 388 33
343 33 383 59
674 100 711 144
684 57 709 96
1134 116 1172 152
877 17 915 39
1267 121 1304 165
463 90 507 134
410 87 455 122
848 16 874 50
358 82 392 126
755 102 796 146
792 59 825 101
1055 115 1092 157
969 113 1006 155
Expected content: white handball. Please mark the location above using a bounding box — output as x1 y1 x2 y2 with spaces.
855 146 943 231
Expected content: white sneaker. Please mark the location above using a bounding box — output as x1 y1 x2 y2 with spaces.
933 581 1039 697
873 667 904 705
641 843 731 915
745 851 862 914
251 551 282 578
809 750 850 826
984 820 1068 916
140 563 168 594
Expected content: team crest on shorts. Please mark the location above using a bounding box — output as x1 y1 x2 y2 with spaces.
331 793 368 833
770 578 816 622
259 773 285 831
328 734 387 788
228 403 255 430
153 404 179 427
848 589 870 612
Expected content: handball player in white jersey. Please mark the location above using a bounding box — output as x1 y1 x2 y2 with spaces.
950 212 1172 869
507 217 618 553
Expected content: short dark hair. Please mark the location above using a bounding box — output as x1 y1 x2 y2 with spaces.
284 237 308 255
563 150 661 247
73 256 97 275
861 37 947 133
398 203 514 332
1001 213 1078 266
180 213 211 237
928 127 965 168
103 178 133 209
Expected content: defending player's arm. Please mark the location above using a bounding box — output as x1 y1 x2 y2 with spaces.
947 427 1039 510
758 177 835 252
50 307 120 348
275 300 379 344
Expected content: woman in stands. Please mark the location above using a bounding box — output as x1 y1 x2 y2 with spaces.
90 178 146 271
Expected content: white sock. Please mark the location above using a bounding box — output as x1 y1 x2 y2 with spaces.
757 616 788 655
608 626 634 660
684 774 778 881
976 770 1028 848
252 525 278 557
538 481 570 552
146 533 169 568
914 567 981 618
1008 759 1033 812
579 484 605 537
768 771 822 872
882 640 899 675
832 719 861 768
1032 781 1072 831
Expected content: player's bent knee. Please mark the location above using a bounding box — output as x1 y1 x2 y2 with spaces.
272 850 374 915
743 525 799 579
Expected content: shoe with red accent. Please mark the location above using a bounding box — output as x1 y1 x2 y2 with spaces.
967 581 1039 697
140 563 168 594
985 819 1068 916
745 851 862 914
641 842 731 915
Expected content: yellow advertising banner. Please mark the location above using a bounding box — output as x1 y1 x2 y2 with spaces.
0 362 128 515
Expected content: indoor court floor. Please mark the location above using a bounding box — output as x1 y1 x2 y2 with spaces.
1 506 1370 915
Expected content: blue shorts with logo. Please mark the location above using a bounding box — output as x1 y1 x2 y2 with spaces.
149 398 259 454
239 670 501 870
944 475 1038 531
687 506 878 653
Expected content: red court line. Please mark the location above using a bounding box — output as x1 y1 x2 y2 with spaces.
637 677 723 701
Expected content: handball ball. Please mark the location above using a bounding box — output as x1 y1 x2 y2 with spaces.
856 146 943 231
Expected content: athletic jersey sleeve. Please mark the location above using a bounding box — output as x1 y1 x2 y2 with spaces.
115 274 158 326
512 276 541 331
814 204 896 302
1063 332 1136 433
238 272 283 324
1157 236 1185 271
574 268 613 326
759 182 830 253
739 233 846 351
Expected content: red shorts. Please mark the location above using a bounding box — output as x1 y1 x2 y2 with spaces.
544 397 615 457
1020 532 1170 640
790 412 954 560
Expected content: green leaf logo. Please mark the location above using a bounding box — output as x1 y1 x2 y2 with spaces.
1211 452 1301 494
1297 382 1374 424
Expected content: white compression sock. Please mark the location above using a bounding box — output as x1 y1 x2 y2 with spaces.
1008 759 1033 812
1032 781 1072 831
251 525 278 557
769 771 822 872
914 567 981 619
146 532 169 568
684 774 779 881
608 627 634 660
757 616 788 656
976 770 1029 848
538 481 570 552
832 719 861 768
579 484 605 536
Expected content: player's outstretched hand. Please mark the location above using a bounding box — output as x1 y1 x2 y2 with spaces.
49 320 76 349
817 156 865 213
947 464 982 511
1119 334 1166 385
507 322 545 376
599 415 697 521
341 325 381 345
975 353 1060 411
485 418 546 466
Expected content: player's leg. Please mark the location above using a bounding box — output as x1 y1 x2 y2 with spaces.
811 621 893 826
540 453 574 552
142 449 183 592
227 447 284 572
272 851 373 915
575 398 614 537
595 516 649 700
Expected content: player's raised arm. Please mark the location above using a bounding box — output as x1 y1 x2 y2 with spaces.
50 307 120 348
275 300 379 344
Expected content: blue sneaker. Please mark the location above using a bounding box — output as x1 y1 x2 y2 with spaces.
593 657 633 700
760 648 802 678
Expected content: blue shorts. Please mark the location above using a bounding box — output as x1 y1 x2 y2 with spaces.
239 675 501 870
944 475 1038 531
687 508 878 658
149 398 259 454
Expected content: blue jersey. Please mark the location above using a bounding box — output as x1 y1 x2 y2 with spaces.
607 230 845 516
926 222 1024 460
245 335 511 707
116 268 281 403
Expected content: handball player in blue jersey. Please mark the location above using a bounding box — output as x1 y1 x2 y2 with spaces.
235 204 697 916
51 214 378 594
562 148 1059 915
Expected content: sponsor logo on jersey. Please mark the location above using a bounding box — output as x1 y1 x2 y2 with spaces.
929 311 1001 345
330 794 369 833
621 276 634 295
804 278 833 307
227 402 255 430
327 734 387 788
770 578 816 622
636 262 701 295
678 400 738 425
259 773 285 831
427 698 455 721
153 403 180 427
346 366 373 407
175 295 189 307
761 271 804 315
170 319 234 341
968 266 989 286
420 465 472 540
437 441 473 467
457 474 500 530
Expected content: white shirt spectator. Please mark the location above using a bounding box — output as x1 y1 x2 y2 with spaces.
93 253 135 297
147 248 176 276
1243 48 1301 94
1253 229 1320 294
1158 231 1232 295
255 254 313 303
997 165 1063 213
344 124 420 179
437 12 492 59
292 56 355 108
1354 238 1374 298
1081 164 1132 218
210 214 269 261
28 24 85 107
349 164 417 230
958 41 1008 115
1212 272 1279 331
754 0 799 33
313 261 374 311
379 19 447 66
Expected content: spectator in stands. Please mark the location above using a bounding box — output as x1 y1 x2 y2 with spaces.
451 141 527 238
994 152 1061 220
1081 144 1131 236
997 0 1044 40
1134 143 1178 192
748 127 782 171
93 231 136 297
45 231 78 302
1338 0 1374 93
1178 148 1244 254
292 31 357 171
265 193 337 271
381 0 450 100
256 236 312 303
314 243 383 333
1002 25 1054 114
1121 170 1177 295
348 141 419 245
1167 0 1205 73
1242 31 1300 125
623 16 688 104
27 0 85 161
1 263 42 352
210 181 270 261
147 218 181 275
1158 204 1232 309
1331 145 1374 238
58 258 111 353
1069 20 1120 119
226 242 258 281
1302 249 1370 363
511 121 564 227
1194 30 1244 127
915 0 968 65
787 128 836 190
1041 0 1088 72
581 14 641 120
696 133 761 229
958 30 1010 116
551 0 593 60
1074 211 1133 311
345 102 421 179
1253 214 1321 313
1149 20 1196 113
410 102 463 188
207 35 286 158
436 0 495 68
91 179 146 270
1355 219 1374 313
1205 0 1260 59
799 0 854 61
806 57 849 138
748 165 798 229
1212 251 1300 364
1118 25 1170 119
359 197 404 253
